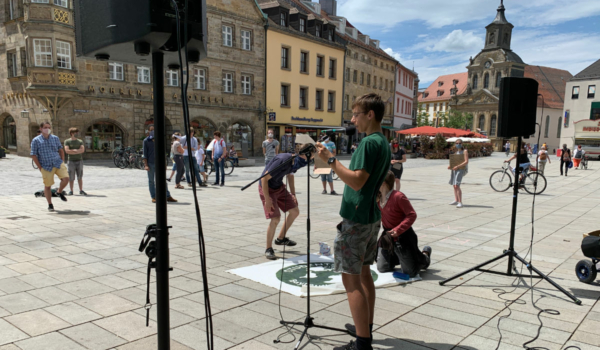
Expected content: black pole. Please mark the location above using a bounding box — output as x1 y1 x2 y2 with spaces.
152 51 170 350
507 137 521 275
306 156 311 318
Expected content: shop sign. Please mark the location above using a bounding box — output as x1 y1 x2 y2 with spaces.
86 85 225 104
582 121 600 132
291 116 324 123
268 112 276 121
74 109 89 113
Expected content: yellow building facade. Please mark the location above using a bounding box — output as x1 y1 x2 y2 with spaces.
261 5 345 147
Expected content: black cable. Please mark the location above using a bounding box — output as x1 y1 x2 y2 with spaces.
170 2 213 349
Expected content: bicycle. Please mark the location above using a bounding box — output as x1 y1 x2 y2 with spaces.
489 162 547 195
204 158 234 176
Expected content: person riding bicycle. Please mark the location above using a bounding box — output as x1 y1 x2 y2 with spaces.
505 142 530 185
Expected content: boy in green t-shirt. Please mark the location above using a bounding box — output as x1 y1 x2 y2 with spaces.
316 93 391 350
64 127 87 195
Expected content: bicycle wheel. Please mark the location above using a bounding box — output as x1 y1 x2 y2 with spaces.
224 160 234 175
523 172 547 195
489 170 512 192
332 171 339 180
116 157 128 169
32 159 38 169
206 160 214 175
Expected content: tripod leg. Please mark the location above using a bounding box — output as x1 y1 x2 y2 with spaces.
513 254 582 305
439 251 510 286
294 327 309 350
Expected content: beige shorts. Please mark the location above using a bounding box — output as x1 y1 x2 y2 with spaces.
41 163 69 187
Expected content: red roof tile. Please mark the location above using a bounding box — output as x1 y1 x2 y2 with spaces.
524 66 573 109
418 72 468 103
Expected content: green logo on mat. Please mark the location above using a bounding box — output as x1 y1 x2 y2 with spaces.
276 262 379 287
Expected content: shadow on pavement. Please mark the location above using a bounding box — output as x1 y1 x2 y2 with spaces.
54 210 91 215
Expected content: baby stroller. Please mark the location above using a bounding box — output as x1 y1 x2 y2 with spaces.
575 231 600 284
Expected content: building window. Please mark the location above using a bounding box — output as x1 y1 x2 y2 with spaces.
328 58 336 79
222 25 233 47
315 24 321 38
315 90 323 110
54 0 67 7
280 84 289 107
379 77 383 89
33 39 52 67
109 62 124 80
299 87 307 108
328 29 333 41
374 59 378 66
56 40 71 69
557 117 562 138
281 47 289 69
327 92 335 111
367 74 371 86
137 66 151 83
241 30 251 50
300 51 308 73
352 70 357 83
280 12 287 27
544 115 550 138
85 121 124 152
344 95 349 110
20 49 26 76
588 85 596 99
572 86 579 99
222 72 233 93
385 79 388 91
316 55 324 76
437 90 443 97
241 75 251 95
360 72 364 85
7 52 17 78
299 18 306 32
2 116 17 149
473 75 478 89
478 115 485 131
496 72 502 88
483 73 489 89
194 68 206 90
490 115 497 136
7 0 23 20
345 68 350 81
166 70 179 86
438 81 443 87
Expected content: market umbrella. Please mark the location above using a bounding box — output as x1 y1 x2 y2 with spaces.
397 126 455 137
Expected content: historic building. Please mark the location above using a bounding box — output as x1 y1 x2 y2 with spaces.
258 0 344 150
560 59 600 158
0 0 267 157
451 1 571 151
394 62 418 130
418 72 468 125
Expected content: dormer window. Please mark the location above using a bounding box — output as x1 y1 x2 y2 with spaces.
315 24 321 38
423 92 429 98
280 12 287 27
299 18 305 32
328 28 333 41
437 90 444 97
453 79 459 85
438 81 444 87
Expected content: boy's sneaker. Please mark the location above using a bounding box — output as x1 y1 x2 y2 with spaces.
333 340 358 350
48 204 54 211
58 192 67 202
456 202 463 208
322 190 328 194
275 237 297 246
80 191 87 196
331 191 338 195
68 191 73 195
265 248 276 260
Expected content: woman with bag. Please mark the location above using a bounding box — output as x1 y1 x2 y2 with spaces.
448 139 468 208
376 171 431 276
536 145 551 174
390 140 406 190
560 144 572 176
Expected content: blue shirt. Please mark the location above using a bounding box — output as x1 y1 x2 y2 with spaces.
260 153 294 190
30 134 64 171
143 137 155 165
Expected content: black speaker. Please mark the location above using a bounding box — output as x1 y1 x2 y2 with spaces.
74 0 207 67
497 77 538 138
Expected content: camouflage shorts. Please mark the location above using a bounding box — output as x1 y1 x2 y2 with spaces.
334 219 381 275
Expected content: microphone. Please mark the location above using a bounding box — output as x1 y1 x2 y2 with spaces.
319 125 356 142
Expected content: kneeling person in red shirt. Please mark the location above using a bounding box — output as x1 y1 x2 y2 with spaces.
259 150 310 260
377 171 431 276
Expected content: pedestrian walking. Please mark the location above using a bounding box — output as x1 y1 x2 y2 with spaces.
317 136 337 195
180 128 204 187
171 134 186 190
262 129 280 166
390 140 406 191
31 121 69 211
210 131 227 186
573 145 585 169
64 127 87 196
560 144 571 176
229 145 239 166
505 141 511 156
142 126 177 203
448 139 469 208
195 140 208 185
536 145 550 174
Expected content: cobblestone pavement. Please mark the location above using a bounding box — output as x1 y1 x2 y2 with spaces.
0 152 599 350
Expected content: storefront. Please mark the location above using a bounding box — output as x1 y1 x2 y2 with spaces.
572 119 600 160
266 123 348 154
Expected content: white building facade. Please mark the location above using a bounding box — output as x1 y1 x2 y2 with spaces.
394 63 418 130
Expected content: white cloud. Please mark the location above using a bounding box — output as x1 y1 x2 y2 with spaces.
383 47 401 61
432 30 483 52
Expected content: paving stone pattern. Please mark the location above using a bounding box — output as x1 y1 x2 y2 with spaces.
0 153 599 349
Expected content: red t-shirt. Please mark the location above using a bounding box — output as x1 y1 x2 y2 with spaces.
378 190 417 236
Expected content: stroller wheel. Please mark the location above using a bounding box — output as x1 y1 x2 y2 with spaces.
575 259 597 284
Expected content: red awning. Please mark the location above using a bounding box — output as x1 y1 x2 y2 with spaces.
397 126 464 137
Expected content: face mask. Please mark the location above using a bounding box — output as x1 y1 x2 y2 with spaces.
268 133 273 139
455 144 462 149
42 129 51 135
149 131 154 138
291 156 308 173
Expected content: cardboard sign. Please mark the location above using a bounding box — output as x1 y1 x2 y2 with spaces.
449 154 466 169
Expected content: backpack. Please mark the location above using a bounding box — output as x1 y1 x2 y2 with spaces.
539 152 547 161
575 149 583 158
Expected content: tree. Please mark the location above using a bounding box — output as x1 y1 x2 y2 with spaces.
445 109 474 129
416 104 431 127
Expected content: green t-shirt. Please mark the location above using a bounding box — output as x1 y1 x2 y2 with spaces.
64 138 83 162
340 132 391 225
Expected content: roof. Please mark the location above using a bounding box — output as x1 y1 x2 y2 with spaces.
572 58 600 81
418 72 468 103
524 66 572 109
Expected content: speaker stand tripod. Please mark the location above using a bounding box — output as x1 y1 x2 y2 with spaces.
439 137 581 305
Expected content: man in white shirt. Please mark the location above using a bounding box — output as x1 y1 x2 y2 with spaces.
177 128 206 187
505 141 511 156
536 145 551 174
195 140 208 185
211 131 227 186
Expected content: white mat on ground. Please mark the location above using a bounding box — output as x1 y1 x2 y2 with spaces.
227 254 421 297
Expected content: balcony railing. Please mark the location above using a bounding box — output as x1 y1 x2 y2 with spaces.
25 3 73 26
27 67 77 88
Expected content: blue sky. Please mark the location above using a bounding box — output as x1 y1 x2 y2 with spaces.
337 0 600 88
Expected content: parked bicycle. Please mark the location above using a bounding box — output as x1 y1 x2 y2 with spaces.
489 161 547 195
205 158 234 176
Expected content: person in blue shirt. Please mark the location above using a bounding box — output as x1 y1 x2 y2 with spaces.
142 125 178 203
31 121 69 211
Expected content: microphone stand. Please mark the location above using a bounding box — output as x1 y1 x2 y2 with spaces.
241 151 354 350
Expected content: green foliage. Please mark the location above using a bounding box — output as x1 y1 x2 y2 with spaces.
433 133 447 153
445 110 474 130
0 146 9 154
416 103 431 127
